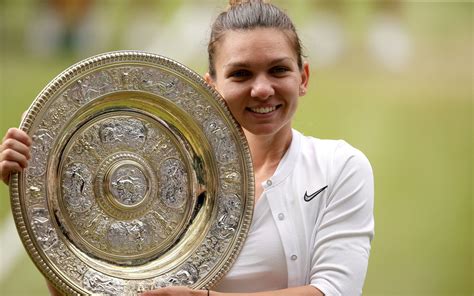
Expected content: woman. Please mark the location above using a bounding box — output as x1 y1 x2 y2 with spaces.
0 1 374 295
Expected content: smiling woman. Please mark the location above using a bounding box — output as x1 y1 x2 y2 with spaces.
205 28 309 142
0 0 374 296
147 1 374 295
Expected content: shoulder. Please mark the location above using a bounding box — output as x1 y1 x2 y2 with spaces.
293 129 373 179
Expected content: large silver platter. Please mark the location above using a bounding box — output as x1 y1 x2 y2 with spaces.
9 51 254 295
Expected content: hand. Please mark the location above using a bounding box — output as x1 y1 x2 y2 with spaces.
140 287 208 296
0 128 32 184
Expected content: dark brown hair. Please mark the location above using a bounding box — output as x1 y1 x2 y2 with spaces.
208 0 304 78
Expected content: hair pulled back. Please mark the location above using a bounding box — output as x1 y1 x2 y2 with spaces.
208 0 304 78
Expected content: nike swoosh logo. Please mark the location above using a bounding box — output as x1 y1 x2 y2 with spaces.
304 185 328 202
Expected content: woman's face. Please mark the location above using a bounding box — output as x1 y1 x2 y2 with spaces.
205 28 309 137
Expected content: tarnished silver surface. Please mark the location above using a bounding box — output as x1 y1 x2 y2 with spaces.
9 51 254 295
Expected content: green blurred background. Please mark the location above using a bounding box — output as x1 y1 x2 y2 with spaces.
0 0 472 295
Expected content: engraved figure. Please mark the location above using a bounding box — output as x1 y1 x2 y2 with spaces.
220 169 241 191
99 118 147 148
64 81 86 106
215 194 242 239
43 97 76 134
31 208 58 250
145 210 180 239
28 129 54 176
47 244 87 281
121 68 142 90
110 165 148 206
106 220 150 253
204 118 237 164
70 71 114 102
169 263 199 286
72 131 102 161
74 78 100 102
83 270 124 296
136 68 174 95
83 212 110 249
159 158 188 209
215 135 237 164
62 162 92 213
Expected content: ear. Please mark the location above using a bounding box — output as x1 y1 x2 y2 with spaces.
299 62 310 96
204 73 216 89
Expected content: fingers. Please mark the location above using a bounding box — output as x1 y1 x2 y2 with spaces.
2 128 32 146
0 138 32 163
0 160 22 184
0 128 33 185
0 147 30 168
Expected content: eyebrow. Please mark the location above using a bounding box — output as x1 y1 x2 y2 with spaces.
223 57 294 69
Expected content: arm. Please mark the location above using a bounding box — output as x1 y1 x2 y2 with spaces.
309 142 374 295
211 286 323 296
141 285 323 296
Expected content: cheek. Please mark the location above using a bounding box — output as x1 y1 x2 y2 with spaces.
218 86 245 108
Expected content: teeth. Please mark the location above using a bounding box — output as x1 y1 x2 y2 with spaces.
250 106 277 114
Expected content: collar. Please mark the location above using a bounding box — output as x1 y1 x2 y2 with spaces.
262 129 302 190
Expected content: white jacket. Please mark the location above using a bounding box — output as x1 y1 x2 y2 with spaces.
262 129 374 296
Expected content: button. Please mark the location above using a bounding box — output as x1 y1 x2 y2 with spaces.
291 254 298 261
277 213 285 220
266 180 272 186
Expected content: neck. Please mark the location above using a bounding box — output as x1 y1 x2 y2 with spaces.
244 128 293 172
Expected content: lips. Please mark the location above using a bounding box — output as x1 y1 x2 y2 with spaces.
248 105 279 114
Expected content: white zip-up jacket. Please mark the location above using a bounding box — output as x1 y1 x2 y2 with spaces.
261 129 374 296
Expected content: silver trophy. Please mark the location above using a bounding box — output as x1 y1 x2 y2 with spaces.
9 51 254 295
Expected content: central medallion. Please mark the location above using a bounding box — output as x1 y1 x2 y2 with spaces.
107 162 149 208
95 152 156 220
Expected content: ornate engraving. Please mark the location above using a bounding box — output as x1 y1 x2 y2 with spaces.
109 164 148 206
66 71 115 105
46 243 88 282
64 81 87 106
169 263 199 285
71 128 103 162
215 135 238 164
28 129 54 176
159 158 188 209
30 208 58 251
214 194 242 239
83 270 124 296
42 96 78 134
220 168 242 192
94 152 156 218
62 162 93 213
106 220 152 253
204 117 238 163
99 118 147 148
126 280 156 295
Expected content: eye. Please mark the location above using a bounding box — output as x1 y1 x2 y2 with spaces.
228 69 251 79
270 66 290 75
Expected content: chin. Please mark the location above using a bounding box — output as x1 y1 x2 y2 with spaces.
243 125 289 137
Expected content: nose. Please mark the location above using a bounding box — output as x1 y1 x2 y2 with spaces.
250 75 275 100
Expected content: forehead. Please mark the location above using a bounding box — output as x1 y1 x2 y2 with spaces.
215 28 297 66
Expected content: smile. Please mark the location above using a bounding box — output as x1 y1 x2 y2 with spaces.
248 105 279 114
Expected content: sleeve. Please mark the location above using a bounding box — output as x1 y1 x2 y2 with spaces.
310 141 374 296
